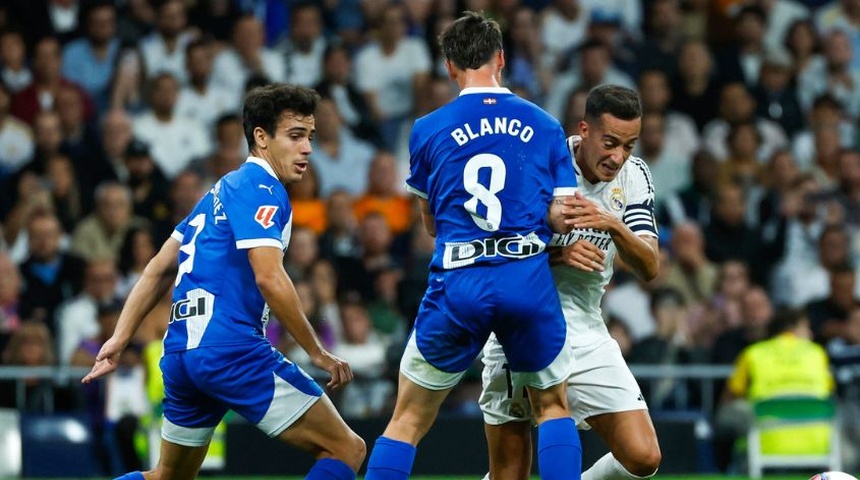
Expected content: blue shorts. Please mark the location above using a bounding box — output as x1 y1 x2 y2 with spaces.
160 341 323 446
402 255 570 390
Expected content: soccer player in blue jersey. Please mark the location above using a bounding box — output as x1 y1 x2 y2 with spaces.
82 84 366 480
363 11 582 480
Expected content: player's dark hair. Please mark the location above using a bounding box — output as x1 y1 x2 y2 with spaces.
585 85 642 123
242 83 320 150
766 308 806 338
438 11 503 70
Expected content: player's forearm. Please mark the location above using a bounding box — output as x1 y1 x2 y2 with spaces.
609 223 659 281
547 196 575 234
258 273 325 359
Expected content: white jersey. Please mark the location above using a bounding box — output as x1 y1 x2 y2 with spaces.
551 135 658 347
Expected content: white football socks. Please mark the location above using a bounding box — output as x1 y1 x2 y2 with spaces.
582 453 657 480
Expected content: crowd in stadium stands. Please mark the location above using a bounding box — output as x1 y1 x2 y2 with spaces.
1 0 860 473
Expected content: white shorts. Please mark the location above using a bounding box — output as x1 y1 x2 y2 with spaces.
401 330 574 391
480 336 647 428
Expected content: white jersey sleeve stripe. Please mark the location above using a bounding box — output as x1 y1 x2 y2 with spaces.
236 238 283 250
404 183 428 199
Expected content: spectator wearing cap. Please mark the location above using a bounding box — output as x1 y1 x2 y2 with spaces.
122 139 170 224
752 47 805 135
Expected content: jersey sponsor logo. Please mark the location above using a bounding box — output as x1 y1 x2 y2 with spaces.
169 288 214 324
550 229 612 251
442 232 546 269
609 187 625 211
254 205 278 229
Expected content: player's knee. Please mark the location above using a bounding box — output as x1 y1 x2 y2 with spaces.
333 431 366 471
622 444 661 477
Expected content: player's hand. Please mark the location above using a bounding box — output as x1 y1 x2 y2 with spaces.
559 239 605 272
81 337 125 384
565 191 619 232
311 351 353 390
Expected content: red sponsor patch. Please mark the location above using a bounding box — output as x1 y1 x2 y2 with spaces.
254 206 278 228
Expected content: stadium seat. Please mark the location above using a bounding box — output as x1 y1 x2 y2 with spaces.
20 413 99 477
747 396 841 479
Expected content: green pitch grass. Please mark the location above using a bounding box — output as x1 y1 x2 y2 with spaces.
0 476 815 480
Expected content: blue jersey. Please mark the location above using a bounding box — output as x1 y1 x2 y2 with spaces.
405 87 577 270
164 157 292 354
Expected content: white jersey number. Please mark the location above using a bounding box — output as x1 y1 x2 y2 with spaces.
174 213 206 286
463 153 506 232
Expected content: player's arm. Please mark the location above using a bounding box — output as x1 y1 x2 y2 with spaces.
248 246 352 389
417 197 435 237
82 237 180 383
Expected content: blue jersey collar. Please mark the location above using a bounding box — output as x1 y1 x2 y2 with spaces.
246 156 279 180
459 87 512 96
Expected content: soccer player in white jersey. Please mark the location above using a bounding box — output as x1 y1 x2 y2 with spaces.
82 84 365 480
480 85 662 480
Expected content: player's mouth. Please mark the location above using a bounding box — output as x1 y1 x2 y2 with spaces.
294 161 308 173
599 162 619 176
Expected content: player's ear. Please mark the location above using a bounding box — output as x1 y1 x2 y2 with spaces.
444 59 457 82
578 120 589 139
496 49 505 70
253 126 268 149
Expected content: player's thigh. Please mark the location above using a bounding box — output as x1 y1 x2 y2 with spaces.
275 394 365 468
146 438 210 480
568 339 648 428
485 421 532 480
585 409 661 471
189 342 324 438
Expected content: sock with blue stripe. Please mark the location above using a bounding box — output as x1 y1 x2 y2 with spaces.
306 457 356 480
364 436 417 480
537 417 582 480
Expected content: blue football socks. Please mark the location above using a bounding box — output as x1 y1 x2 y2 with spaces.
537 417 582 480
306 457 356 480
364 436 417 480
113 471 145 480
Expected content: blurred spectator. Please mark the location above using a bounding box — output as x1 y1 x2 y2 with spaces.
279 2 326 87
70 181 142 262
669 40 722 131
86 109 134 197
0 251 21 344
792 93 854 172
635 0 685 78
756 148 802 232
0 81 34 179
56 258 119 365
55 85 100 167
139 0 195 84
286 165 327 235
778 224 858 309
20 213 86 325
354 3 431 149
784 18 824 79
630 286 705 409
716 5 768 87
717 121 764 189
132 73 210 178
116 226 155 299
607 316 634 360
539 0 590 73
0 321 76 412
690 260 752 349
319 189 360 260
604 249 673 341
315 41 383 147
826 148 860 227
332 293 392 418
678 0 709 41
109 46 146 114
752 47 805 136
807 263 860 345
760 0 810 52
639 112 691 201
336 211 398 302
545 39 636 120
715 308 833 471
637 69 701 161
188 0 240 43
115 0 156 47
3 172 55 262
11 36 94 126
44 153 83 231
175 38 239 131
12 0 81 48
152 169 205 244
189 114 246 185
0 30 32 93
211 14 285 99
798 29 860 118
310 98 377 197
284 226 319 282
702 82 789 163
703 182 784 284
665 222 718 306
503 6 551 103
659 149 719 228
354 151 412 236
561 86 589 136
711 286 774 365
816 0 860 69
60 1 119 111
122 139 170 226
